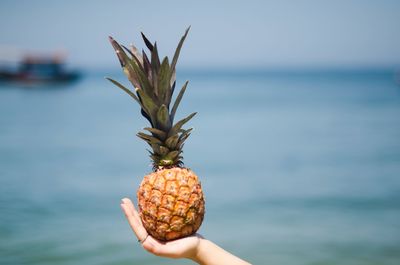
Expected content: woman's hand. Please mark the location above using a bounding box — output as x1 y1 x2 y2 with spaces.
120 198 201 259
120 197 251 265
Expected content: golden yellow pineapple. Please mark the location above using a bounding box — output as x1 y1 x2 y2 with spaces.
107 27 205 241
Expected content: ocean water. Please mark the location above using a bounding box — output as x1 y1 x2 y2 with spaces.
0 69 399 265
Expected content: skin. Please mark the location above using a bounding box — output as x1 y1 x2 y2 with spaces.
121 198 252 265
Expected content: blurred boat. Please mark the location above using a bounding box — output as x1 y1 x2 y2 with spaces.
0 53 80 85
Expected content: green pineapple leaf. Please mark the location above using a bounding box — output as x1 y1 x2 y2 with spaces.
105 77 140 105
144 127 167 140
108 37 141 90
142 50 152 81
158 57 171 104
165 135 179 149
141 32 154 51
170 81 188 123
170 27 190 79
122 44 143 66
166 150 180 161
168 112 196 137
136 88 157 122
156 104 170 131
137 132 162 145
151 42 161 72
159 145 170 156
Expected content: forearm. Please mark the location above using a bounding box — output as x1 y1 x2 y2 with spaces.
190 238 251 265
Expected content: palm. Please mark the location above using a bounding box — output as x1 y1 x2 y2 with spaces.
121 198 201 259
143 233 201 259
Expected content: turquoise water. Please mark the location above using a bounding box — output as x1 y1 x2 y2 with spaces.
1 69 400 264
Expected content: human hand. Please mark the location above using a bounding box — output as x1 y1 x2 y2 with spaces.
121 197 251 265
120 198 202 259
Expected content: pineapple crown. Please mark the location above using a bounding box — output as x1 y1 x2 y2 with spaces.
107 27 195 169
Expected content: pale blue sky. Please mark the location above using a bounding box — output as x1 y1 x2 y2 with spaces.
0 0 399 69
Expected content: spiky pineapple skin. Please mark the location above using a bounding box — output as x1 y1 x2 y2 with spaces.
137 167 205 241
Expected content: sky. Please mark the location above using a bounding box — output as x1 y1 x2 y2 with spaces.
0 0 400 69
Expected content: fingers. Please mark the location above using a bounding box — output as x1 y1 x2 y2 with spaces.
122 197 140 220
142 237 162 255
120 198 148 242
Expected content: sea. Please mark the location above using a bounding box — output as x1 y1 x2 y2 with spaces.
0 68 399 265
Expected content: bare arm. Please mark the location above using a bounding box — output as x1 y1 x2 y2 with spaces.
190 237 251 265
120 198 251 265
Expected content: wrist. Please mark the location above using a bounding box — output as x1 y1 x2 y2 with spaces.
188 237 252 265
189 237 208 264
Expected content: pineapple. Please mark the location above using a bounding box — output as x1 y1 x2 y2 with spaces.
107 27 205 241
